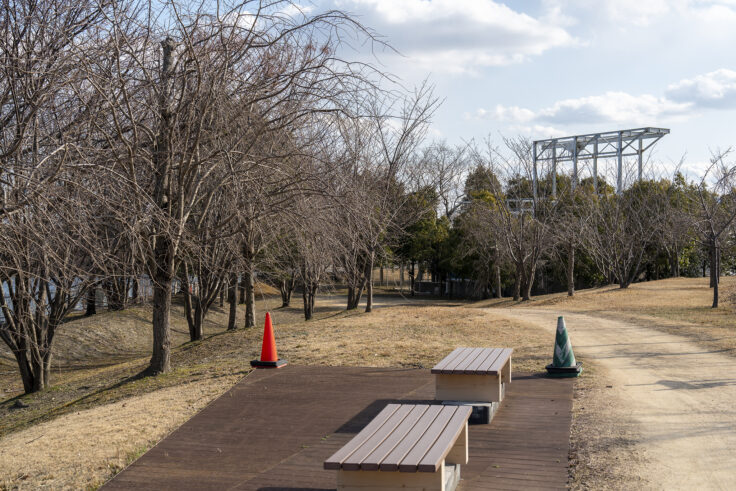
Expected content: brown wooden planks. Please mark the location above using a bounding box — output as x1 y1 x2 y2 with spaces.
338 404 414 471
323 403 402 470
432 348 467 373
417 405 472 472
103 366 573 491
331 403 470 473
485 348 513 374
379 405 443 472
361 404 431 471
464 348 502 374
433 347 513 375
397 405 458 472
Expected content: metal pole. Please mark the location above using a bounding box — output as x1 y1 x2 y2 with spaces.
638 136 643 182
572 136 578 191
552 143 557 199
617 131 623 195
593 137 598 193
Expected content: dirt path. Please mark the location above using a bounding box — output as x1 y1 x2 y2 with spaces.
498 308 736 490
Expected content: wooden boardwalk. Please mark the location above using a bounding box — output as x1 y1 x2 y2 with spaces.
104 366 573 490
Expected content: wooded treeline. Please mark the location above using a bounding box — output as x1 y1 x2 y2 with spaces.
2 0 736 395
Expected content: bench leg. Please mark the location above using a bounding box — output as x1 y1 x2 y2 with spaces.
445 421 468 465
501 357 512 385
337 464 446 491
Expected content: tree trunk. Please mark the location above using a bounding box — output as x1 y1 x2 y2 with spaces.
280 274 295 307
710 239 717 288
670 246 679 278
347 281 365 310
218 284 224 307
244 268 255 328
494 263 502 298
131 278 139 304
399 263 405 292
182 274 196 341
711 238 719 307
347 286 355 310
410 261 415 297
148 38 175 376
85 287 96 316
227 274 237 331
567 244 575 297
193 302 203 341
522 263 535 301
379 265 384 286
513 263 521 301
303 280 314 320
14 344 35 394
149 263 172 374
365 251 374 313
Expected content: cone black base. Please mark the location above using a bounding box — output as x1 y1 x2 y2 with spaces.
545 362 582 378
250 359 288 369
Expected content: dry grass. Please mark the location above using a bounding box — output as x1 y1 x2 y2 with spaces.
0 291 552 490
514 277 736 357
568 361 650 490
0 377 238 491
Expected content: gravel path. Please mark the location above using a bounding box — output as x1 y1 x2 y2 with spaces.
499 308 736 490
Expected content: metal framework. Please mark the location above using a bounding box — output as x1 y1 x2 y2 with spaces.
532 127 669 200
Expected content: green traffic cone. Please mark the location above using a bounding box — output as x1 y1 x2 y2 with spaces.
546 316 582 377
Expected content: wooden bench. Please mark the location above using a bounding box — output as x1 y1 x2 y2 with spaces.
432 348 512 423
324 403 472 491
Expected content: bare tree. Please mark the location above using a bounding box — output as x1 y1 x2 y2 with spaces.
335 83 439 311
0 175 108 392
580 180 668 289
87 0 382 373
692 149 736 307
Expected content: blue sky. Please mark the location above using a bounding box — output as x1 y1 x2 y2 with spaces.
311 0 736 181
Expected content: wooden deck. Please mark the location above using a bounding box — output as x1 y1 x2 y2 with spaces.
103 365 573 490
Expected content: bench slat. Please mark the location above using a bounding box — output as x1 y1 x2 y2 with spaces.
417 405 472 472
430 347 467 373
323 404 401 470
443 348 478 373
462 347 502 374
397 406 458 472
378 405 444 472
360 405 432 471
451 347 487 373
485 348 513 374
340 404 415 471
475 348 505 374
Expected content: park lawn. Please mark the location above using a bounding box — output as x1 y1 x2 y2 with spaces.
0 291 552 490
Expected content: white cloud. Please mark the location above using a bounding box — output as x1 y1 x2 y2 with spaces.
535 92 691 125
474 92 691 126
334 0 575 73
474 69 736 128
666 69 736 108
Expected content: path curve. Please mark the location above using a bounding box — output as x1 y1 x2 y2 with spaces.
497 308 736 490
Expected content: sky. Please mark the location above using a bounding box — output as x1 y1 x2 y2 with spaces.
309 0 736 182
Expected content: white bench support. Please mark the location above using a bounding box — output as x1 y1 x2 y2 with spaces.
338 462 462 491
435 373 502 402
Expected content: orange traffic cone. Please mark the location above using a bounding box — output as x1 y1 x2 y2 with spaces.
250 312 287 368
